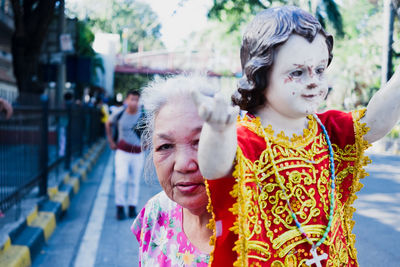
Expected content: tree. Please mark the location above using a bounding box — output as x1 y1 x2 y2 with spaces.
326 0 383 110
113 73 153 97
94 0 164 52
75 20 104 84
67 0 164 53
66 0 164 98
207 0 344 37
381 0 395 85
11 0 58 96
392 0 400 15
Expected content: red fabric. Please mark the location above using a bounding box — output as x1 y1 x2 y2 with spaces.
208 110 359 266
117 139 142 153
318 110 355 150
318 110 356 204
207 177 237 266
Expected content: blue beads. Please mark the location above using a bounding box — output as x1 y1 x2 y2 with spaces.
262 114 337 251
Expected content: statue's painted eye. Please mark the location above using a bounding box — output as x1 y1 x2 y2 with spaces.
290 70 303 77
316 67 325 75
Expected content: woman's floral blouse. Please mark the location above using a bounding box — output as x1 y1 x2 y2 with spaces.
132 191 210 266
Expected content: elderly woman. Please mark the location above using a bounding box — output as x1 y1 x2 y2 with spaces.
131 75 216 266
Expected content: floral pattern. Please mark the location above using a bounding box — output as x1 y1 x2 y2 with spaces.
132 191 210 266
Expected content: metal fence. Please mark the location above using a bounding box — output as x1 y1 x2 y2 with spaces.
0 99 103 214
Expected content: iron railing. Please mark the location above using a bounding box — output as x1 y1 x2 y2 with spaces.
0 99 103 214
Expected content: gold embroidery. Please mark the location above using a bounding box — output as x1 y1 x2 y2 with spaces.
270 254 300 267
228 110 370 267
272 225 326 250
240 115 318 149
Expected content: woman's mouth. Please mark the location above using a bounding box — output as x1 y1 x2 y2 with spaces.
175 182 204 193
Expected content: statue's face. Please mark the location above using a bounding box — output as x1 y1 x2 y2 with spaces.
265 33 329 118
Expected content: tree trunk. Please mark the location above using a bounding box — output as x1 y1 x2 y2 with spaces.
10 0 57 102
392 0 400 16
382 0 395 85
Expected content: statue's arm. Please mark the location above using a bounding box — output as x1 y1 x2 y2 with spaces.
192 90 239 179
362 67 400 143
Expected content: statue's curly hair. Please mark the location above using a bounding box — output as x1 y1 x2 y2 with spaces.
232 6 334 113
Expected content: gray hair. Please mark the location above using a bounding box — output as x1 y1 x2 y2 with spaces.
140 74 217 182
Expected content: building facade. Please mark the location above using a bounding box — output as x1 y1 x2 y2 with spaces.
0 0 17 103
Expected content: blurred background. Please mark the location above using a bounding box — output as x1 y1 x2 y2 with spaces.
0 0 398 110
1 0 400 266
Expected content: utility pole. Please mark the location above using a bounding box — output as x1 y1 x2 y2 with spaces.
56 0 66 107
381 0 395 85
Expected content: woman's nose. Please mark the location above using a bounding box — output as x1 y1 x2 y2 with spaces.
174 147 198 173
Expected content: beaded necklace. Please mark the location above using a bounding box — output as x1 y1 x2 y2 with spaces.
260 114 335 267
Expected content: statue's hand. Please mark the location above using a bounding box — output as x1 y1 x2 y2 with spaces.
191 89 239 132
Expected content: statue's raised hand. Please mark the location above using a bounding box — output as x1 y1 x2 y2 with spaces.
191 89 239 132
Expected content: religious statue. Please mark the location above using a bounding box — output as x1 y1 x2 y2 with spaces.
192 5 400 267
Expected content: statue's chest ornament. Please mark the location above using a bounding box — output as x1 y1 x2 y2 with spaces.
258 114 335 266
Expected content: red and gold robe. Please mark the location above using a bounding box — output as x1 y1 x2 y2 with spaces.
206 109 371 267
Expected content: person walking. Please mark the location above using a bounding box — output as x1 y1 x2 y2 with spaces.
105 90 144 220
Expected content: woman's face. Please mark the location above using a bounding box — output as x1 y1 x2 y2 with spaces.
152 97 207 214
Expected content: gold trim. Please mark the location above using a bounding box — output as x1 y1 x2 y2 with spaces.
205 180 216 267
231 147 251 267
344 108 371 263
241 114 318 148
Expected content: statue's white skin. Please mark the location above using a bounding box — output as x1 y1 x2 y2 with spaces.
192 33 400 180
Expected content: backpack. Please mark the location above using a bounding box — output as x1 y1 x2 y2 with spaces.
112 107 126 143
112 108 145 142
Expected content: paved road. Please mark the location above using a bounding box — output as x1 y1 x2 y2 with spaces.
353 153 400 266
32 149 400 266
32 148 161 267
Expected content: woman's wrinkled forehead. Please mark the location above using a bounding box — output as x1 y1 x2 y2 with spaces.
153 97 203 137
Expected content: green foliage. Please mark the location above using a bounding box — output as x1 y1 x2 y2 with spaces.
326 0 383 110
75 20 105 84
318 0 344 37
76 21 96 57
208 0 269 32
388 124 400 139
87 0 164 52
113 73 154 97
207 0 344 37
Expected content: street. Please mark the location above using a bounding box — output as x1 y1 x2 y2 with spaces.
31 148 400 267
353 153 400 266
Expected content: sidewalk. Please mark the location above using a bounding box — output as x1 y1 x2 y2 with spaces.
0 140 108 267
31 148 161 267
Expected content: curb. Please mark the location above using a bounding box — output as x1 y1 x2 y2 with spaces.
0 139 107 267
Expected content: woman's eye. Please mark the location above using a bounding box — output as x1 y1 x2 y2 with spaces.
156 144 173 151
192 139 199 148
290 70 303 77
